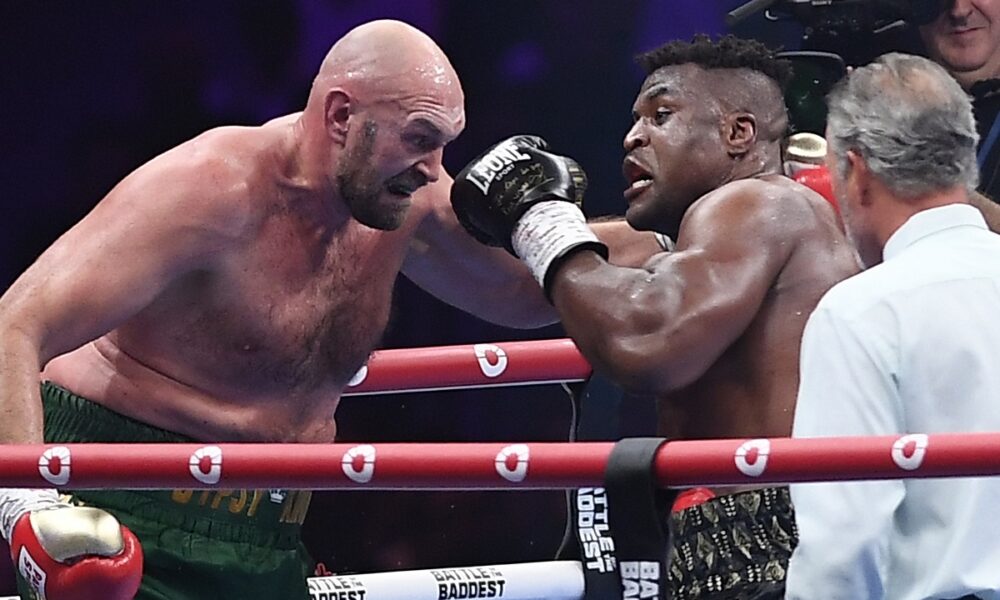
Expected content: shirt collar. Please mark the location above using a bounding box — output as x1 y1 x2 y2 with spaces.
883 203 987 261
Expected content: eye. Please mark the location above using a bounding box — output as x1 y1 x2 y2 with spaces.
654 108 672 125
407 133 439 153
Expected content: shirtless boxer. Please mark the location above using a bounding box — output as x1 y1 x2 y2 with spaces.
451 35 860 599
0 20 660 600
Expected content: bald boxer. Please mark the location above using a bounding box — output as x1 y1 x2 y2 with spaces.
0 20 658 600
452 35 860 599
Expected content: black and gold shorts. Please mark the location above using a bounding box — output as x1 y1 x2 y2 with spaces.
669 487 797 600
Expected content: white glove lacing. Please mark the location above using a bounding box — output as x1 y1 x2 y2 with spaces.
0 489 64 540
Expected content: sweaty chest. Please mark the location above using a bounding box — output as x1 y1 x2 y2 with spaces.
196 221 408 389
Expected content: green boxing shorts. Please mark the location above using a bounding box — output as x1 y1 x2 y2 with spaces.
17 382 314 600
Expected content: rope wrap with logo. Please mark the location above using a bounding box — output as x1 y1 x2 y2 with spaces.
0 339 967 599
342 338 591 395
0 432 980 489
0 432 980 600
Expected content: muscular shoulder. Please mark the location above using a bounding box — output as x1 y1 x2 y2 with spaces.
110 126 273 239
687 176 827 238
680 176 842 260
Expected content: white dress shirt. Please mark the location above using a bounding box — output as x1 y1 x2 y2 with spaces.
786 204 1000 600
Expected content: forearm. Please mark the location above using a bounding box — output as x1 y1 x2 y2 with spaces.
403 239 558 329
0 327 46 444
970 191 1000 233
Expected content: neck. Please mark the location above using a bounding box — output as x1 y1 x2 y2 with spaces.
274 110 353 227
944 59 1000 91
284 109 332 191
874 185 969 256
726 147 783 184
954 69 993 90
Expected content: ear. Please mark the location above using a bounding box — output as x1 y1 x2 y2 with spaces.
845 150 874 207
324 89 351 145
725 112 757 156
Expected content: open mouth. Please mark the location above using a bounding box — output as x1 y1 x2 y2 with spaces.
622 158 654 201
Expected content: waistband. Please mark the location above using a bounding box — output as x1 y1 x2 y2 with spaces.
670 486 794 524
41 381 308 548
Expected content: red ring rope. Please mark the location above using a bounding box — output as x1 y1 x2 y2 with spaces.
343 339 590 395
2 433 991 489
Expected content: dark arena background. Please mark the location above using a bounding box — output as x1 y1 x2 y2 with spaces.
0 0 934 578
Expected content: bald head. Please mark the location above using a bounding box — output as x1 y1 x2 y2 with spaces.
298 21 465 232
310 20 463 111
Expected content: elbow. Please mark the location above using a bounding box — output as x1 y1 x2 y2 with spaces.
594 336 685 396
593 323 709 396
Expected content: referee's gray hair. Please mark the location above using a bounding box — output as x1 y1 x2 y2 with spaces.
826 52 979 198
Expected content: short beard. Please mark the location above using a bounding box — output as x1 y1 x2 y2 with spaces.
336 120 407 231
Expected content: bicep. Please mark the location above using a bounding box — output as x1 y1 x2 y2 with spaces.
641 204 793 373
551 195 794 391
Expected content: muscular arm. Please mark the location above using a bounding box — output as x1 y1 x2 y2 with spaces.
548 181 796 394
0 150 241 443
403 175 556 328
403 177 663 328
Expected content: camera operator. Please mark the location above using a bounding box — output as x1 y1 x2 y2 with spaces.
740 0 1000 229
919 0 1000 227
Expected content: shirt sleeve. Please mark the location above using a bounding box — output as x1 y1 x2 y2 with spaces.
785 305 906 599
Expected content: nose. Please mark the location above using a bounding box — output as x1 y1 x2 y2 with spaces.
416 148 443 184
949 0 973 19
623 121 649 153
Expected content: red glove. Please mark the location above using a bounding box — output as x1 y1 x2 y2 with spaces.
793 165 838 214
10 506 142 600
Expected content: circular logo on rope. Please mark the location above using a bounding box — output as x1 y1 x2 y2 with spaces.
347 365 368 387
734 439 770 478
342 444 376 483
189 445 223 485
474 344 508 378
495 444 529 482
891 433 928 471
38 446 71 486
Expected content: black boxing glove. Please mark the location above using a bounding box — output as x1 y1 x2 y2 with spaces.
451 135 608 295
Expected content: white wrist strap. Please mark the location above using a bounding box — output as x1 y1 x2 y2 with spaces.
654 232 674 252
0 488 63 540
512 202 601 288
